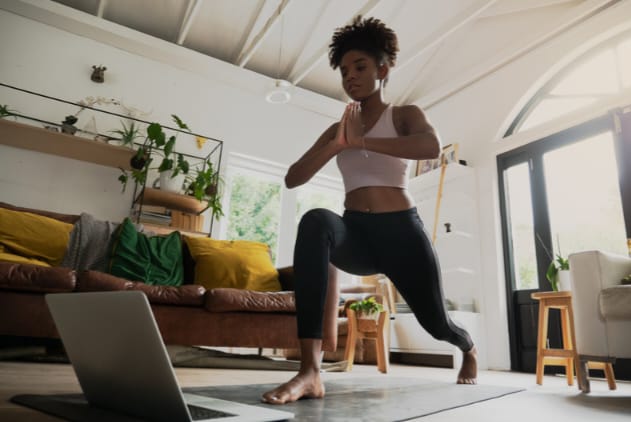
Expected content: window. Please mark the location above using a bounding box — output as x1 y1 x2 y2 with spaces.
295 185 343 225
506 30 631 135
218 153 344 266
224 170 282 261
219 154 286 263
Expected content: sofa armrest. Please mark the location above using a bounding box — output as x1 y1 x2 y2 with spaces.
0 261 76 292
569 250 631 356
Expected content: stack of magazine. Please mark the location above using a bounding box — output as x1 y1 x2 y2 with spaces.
134 205 171 226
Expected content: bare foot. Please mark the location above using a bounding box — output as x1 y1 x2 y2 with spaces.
261 371 325 405
457 346 478 384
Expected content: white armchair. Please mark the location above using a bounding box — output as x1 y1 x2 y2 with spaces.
569 250 631 392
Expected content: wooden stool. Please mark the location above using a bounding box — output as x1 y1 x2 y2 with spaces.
579 359 617 392
343 308 389 373
531 291 616 390
531 291 580 387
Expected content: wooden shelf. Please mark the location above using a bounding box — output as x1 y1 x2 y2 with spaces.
140 222 208 238
137 187 208 215
0 118 135 170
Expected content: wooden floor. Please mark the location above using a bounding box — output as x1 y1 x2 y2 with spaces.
1 360 630 421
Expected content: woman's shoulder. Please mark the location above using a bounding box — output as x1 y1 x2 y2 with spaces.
392 105 426 134
392 104 424 117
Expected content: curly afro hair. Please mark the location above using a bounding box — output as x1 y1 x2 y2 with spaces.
328 16 399 70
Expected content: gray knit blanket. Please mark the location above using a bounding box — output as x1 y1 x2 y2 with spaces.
60 213 120 272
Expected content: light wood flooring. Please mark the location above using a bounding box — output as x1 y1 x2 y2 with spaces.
1 360 630 421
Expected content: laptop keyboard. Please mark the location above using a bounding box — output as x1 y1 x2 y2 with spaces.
187 404 236 420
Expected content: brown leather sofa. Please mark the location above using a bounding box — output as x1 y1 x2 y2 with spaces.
0 203 340 352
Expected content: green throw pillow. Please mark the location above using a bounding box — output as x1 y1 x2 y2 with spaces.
108 218 183 286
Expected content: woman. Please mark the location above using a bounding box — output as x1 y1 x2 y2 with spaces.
262 16 477 405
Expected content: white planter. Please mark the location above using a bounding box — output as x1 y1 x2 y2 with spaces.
356 310 380 321
158 172 186 193
557 270 571 291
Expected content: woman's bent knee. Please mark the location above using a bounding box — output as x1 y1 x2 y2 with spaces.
298 208 340 235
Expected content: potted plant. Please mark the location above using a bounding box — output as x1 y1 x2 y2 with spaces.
118 114 191 193
185 159 224 219
0 104 17 119
538 234 570 291
61 115 78 134
109 119 142 148
546 254 570 291
348 297 384 320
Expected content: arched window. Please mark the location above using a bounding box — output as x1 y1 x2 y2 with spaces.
505 30 631 136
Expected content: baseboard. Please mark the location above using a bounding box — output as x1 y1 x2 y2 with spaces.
390 351 453 368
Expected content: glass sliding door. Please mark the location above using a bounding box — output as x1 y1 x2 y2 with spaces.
498 113 628 373
543 132 627 257
505 163 538 290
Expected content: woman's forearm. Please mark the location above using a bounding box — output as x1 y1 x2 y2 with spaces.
362 131 440 160
285 141 341 189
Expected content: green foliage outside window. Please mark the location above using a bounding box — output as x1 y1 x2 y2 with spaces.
226 173 281 262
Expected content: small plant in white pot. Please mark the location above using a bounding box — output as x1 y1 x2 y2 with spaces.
547 254 570 291
537 234 571 291
348 297 384 320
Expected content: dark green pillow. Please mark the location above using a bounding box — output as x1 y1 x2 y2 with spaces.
108 218 183 286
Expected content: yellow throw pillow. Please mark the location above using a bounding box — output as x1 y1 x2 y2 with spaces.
0 208 73 266
0 244 51 266
184 236 281 292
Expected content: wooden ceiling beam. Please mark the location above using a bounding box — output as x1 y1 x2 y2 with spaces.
176 0 203 45
479 0 578 19
393 0 499 76
95 0 107 18
415 0 621 109
236 0 292 68
288 0 384 85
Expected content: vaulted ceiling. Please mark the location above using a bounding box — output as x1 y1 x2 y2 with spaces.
10 0 624 108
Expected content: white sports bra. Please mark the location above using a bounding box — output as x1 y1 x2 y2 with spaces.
336 105 410 193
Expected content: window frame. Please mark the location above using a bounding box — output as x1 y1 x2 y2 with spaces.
505 29 631 137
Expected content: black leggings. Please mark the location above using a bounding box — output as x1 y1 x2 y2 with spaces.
293 207 473 352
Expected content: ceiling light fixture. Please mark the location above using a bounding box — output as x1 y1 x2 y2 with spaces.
266 14 292 104
266 79 292 104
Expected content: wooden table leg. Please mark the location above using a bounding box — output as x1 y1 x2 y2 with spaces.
604 363 617 390
560 307 574 386
375 310 389 373
535 301 549 385
565 302 582 390
343 309 358 372
587 361 617 391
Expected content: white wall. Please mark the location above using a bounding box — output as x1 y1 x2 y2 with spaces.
0 9 343 228
424 1 631 369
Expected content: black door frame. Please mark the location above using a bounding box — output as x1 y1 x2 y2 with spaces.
497 112 624 372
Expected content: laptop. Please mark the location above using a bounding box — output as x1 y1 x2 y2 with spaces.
45 291 294 422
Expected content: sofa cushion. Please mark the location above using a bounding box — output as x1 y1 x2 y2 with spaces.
109 218 184 286
184 237 281 292
0 261 76 292
599 285 631 320
205 288 295 312
77 270 205 306
0 201 80 225
0 208 74 266
0 244 51 267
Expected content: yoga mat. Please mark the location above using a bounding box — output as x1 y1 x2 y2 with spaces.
12 376 524 421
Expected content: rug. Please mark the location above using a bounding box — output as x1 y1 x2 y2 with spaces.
0 345 348 372
12 377 524 421
167 345 349 372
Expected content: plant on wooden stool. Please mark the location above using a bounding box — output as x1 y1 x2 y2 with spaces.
348 297 384 320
